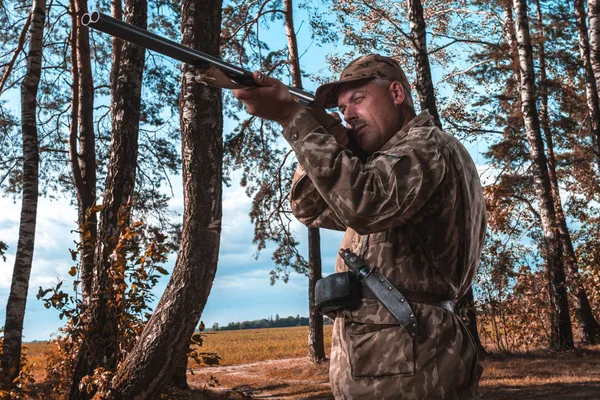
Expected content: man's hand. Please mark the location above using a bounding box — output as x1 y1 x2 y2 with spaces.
329 111 350 146
233 71 303 128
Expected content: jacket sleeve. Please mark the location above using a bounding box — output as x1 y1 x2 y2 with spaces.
288 108 350 231
290 164 347 231
283 107 447 235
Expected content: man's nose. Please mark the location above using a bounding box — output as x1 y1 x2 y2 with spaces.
342 104 356 121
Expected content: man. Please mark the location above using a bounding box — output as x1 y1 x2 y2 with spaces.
234 54 486 399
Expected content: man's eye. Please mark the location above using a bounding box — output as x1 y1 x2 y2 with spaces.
353 96 365 104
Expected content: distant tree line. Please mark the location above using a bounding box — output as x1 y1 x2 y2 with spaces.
214 315 333 331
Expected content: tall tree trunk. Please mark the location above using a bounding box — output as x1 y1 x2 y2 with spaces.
283 0 326 364
407 0 486 350
513 0 574 351
307 228 325 363
406 0 441 128
69 0 147 397
108 0 224 396
0 0 45 389
575 0 600 172
69 0 97 303
458 288 486 356
110 0 123 100
589 0 600 100
536 0 600 345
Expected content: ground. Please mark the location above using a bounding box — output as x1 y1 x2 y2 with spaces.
186 349 600 399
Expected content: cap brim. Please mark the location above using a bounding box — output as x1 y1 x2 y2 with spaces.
315 76 375 109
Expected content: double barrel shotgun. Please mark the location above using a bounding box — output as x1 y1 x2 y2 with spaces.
81 11 318 107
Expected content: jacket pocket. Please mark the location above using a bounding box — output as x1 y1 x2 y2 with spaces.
345 319 415 378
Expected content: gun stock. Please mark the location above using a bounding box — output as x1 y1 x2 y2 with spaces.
81 11 318 107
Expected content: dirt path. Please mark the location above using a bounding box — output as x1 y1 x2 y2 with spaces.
188 357 333 399
187 350 600 399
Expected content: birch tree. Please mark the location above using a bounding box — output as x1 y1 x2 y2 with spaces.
534 0 600 345
574 0 600 171
513 0 574 351
0 0 45 389
589 0 600 87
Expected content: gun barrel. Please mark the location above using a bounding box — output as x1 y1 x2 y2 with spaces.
81 11 317 106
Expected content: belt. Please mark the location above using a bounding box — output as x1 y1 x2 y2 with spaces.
362 287 456 312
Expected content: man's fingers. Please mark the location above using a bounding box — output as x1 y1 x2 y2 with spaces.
253 70 281 87
233 71 280 99
330 111 343 123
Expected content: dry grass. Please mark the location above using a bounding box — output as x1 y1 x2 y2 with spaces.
479 347 600 399
189 326 333 367
22 341 54 382
23 328 600 399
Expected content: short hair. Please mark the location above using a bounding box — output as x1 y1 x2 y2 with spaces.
371 78 414 111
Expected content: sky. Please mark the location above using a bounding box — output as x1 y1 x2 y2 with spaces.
0 4 494 342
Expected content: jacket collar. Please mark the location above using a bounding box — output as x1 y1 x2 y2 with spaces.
375 110 434 154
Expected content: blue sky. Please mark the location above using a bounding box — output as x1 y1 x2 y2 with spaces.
0 3 495 341
0 171 345 341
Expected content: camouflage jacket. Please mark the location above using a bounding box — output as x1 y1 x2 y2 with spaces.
283 108 487 399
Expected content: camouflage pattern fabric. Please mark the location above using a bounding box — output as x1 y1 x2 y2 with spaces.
283 108 486 399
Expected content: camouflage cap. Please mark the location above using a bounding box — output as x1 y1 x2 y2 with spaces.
315 54 411 109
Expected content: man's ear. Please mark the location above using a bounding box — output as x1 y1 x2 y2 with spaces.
389 81 406 106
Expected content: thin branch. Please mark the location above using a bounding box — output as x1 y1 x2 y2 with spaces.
434 60 488 84
0 13 32 94
358 0 414 47
429 38 499 55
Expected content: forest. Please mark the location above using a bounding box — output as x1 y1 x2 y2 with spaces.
1 0 600 398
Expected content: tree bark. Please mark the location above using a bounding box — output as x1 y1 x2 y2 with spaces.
589 0 600 98
307 228 326 363
69 0 97 302
110 0 123 100
536 0 600 345
513 0 574 351
459 287 486 356
69 0 147 397
406 0 442 128
107 0 224 397
284 0 326 363
575 0 600 172
0 0 45 389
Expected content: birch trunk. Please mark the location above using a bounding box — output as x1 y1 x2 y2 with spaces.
575 0 600 171
108 0 224 396
69 0 97 302
69 0 147 396
536 0 600 345
406 0 441 128
0 0 45 388
588 0 600 91
284 0 326 364
513 0 574 351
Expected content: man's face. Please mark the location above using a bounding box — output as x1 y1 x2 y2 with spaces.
337 79 405 153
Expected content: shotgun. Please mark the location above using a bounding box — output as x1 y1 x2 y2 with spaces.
81 11 318 107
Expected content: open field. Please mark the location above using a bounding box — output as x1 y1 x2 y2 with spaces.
23 326 600 399
189 326 334 366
